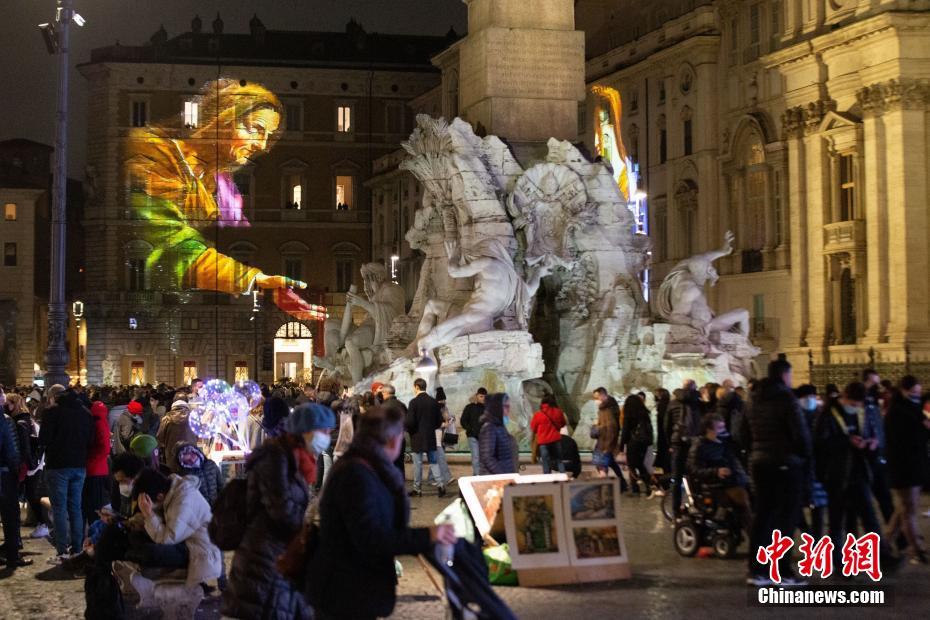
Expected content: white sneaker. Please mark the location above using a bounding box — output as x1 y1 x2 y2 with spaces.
446 477 456 487
47 553 70 566
30 524 50 539
653 489 666 497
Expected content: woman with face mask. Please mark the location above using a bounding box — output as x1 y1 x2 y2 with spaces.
222 403 334 620
478 393 517 475
884 375 930 564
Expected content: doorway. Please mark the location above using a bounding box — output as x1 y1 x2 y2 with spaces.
273 321 314 382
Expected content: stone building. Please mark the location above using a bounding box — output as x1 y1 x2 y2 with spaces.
77 15 454 385
578 0 930 383
0 139 84 386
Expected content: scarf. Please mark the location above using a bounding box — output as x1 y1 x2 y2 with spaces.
336 436 408 529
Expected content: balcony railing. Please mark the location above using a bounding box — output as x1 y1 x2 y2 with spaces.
823 219 865 254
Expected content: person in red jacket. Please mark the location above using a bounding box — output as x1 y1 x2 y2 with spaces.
83 400 112 527
531 395 567 474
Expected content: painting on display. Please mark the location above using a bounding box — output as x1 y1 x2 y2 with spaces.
459 475 518 538
562 478 628 566
502 482 569 569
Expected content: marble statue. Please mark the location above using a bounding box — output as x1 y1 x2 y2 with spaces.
316 262 406 383
654 231 750 337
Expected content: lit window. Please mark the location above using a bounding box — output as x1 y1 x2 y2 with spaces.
183 361 197 385
128 317 138 330
335 175 353 210
183 100 199 128
234 362 249 382
337 105 352 133
130 361 145 385
131 100 148 127
127 258 146 291
4 243 16 267
284 173 303 209
4 203 15 221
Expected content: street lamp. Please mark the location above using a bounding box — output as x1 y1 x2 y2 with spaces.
41 0 85 387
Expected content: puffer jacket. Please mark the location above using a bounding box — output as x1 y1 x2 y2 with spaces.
157 405 197 472
174 442 225 506
141 474 223 588
741 378 811 467
478 412 516 475
87 402 111 477
113 410 143 456
222 439 311 620
668 391 702 447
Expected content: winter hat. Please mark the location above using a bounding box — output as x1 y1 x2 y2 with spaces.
127 401 144 416
129 434 158 458
262 396 290 432
175 443 205 469
285 403 336 435
170 400 190 411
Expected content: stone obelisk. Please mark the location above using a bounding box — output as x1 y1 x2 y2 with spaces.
458 0 585 148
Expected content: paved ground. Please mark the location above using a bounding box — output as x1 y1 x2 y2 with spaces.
1 461 928 619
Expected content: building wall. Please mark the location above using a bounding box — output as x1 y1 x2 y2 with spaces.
0 188 42 384
79 52 441 385
582 0 930 381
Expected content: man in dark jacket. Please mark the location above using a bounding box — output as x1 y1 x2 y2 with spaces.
687 413 750 530
742 360 811 586
460 387 487 475
861 368 893 523
813 381 883 567
380 384 407 478
1 405 30 567
39 385 96 560
308 406 456 619
406 378 445 497
667 381 702 514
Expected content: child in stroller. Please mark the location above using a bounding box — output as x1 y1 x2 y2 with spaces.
673 413 751 558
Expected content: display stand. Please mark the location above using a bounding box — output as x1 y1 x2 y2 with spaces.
501 477 631 586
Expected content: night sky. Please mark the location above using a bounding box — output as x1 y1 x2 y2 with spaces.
0 0 467 176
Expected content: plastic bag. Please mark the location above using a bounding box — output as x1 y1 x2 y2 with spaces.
483 544 518 586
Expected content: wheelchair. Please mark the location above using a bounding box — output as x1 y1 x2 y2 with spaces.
672 475 744 558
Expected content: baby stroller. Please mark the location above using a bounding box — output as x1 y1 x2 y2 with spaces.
672 475 744 558
426 540 518 620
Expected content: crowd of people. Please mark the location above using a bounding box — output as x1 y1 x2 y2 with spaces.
0 360 927 615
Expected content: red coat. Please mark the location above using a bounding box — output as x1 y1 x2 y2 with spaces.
87 401 111 477
531 404 566 446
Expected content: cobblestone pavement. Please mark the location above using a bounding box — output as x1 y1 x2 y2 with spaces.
1 462 928 619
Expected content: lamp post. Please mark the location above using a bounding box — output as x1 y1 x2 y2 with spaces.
42 0 83 387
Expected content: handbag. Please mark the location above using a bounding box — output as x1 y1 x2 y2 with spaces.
443 416 459 447
277 519 320 585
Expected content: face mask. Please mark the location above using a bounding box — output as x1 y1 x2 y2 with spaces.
802 397 818 411
503 416 510 426
909 395 922 404
308 431 331 455
717 429 730 439
119 482 132 498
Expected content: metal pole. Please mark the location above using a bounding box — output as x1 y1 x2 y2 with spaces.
45 0 72 387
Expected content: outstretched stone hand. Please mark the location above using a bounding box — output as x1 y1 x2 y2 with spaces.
720 230 735 256
255 273 307 289
444 239 461 264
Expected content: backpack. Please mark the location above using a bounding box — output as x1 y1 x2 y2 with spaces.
208 477 248 551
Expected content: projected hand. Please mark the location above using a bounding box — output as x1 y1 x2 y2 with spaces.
256 274 307 289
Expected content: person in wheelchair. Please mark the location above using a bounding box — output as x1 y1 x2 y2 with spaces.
686 413 751 531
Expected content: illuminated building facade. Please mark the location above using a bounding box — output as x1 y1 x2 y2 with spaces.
580 0 930 382
78 16 454 385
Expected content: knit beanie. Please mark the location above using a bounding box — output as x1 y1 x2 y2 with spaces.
285 403 336 435
129 434 158 458
127 401 144 416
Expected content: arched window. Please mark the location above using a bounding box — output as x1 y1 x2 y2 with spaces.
177 239 207 290
229 241 258 287
124 240 153 291
280 241 309 284
332 242 361 292
275 321 313 339
726 120 779 273
674 180 698 258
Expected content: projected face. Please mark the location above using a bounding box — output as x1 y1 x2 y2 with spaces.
231 107 280 165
